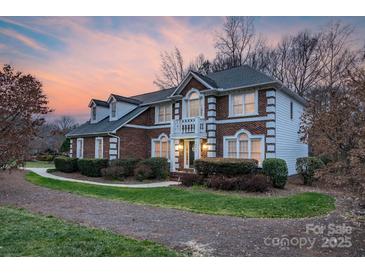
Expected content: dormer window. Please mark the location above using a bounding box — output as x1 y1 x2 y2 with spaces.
155 103 172 124
91 106 96 121
111 101 116 118
184 89 204 118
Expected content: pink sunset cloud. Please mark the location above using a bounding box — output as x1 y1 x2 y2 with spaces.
0 17 218 122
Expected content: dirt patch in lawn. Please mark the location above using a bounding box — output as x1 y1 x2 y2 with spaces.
50 170 168 185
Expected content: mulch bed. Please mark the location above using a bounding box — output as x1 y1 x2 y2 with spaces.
50 170 167 185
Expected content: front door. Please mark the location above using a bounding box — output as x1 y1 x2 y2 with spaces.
184 140 195 169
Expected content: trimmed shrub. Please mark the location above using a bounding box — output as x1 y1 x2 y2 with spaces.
194 158 258 177
109 158 140 177
77 158 108 177
237 174 270 192
101 166 125 179
140 157 169 179
296 157 324 185
262 158 288 189
54 156 78 173
180 173 204 187
205 174 270 192
134 163 154 181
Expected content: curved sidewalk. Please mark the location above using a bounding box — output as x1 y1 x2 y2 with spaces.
25 168 180 188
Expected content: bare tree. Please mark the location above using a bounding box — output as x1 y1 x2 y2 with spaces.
214 16 255 68
187 54 213 75
318 22 359 90
53 116 78 135
153 47 186 89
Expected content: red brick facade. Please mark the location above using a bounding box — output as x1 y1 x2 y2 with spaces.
70 77 273 172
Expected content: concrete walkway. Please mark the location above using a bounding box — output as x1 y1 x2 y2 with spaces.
26 168 180 188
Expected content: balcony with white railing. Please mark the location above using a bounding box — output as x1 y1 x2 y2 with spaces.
171 117 206 138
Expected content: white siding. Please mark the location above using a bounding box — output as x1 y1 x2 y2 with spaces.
110 101 137 121
90 106 109 123
275 90 308 175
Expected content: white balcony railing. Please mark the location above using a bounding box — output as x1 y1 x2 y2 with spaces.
171 117 206 137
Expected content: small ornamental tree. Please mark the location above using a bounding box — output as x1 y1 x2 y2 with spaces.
0 64 51 169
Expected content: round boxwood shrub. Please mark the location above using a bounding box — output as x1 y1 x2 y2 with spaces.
77 158 108 177
194 158 258 177
109 158 140 177
262 158 288 189
296 157 324 185
101 166 126 179
134 163 154 181
54 156 78 173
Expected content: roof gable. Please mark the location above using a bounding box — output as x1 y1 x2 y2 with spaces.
88 99 109 108
107 94 141 105
169 71 215 97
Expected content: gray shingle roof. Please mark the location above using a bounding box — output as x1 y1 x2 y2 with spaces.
92 99 109 108
111 94 141 105
130 87 175 104
205 65 277 89
69 65 305 137
66 106 149 137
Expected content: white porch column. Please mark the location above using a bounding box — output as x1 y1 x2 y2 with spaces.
170 138 176 172
206 96 217 157
194 137 201 160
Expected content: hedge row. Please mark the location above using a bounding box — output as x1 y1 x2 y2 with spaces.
54 156 169 181
54 157 78 173
180 173 270 192
194 158 258 177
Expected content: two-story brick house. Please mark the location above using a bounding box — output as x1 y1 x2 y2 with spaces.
67 65 308 175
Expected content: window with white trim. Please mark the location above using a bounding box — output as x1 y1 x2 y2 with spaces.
95 137 103 159
152 134 170 160
185 89 204 118
111 101 116 118
224 129 264 164
91 106 96 121
76 138 84 159
230 91 257 116
155 103 172 123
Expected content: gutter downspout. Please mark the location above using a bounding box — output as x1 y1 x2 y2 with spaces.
108 133 120 159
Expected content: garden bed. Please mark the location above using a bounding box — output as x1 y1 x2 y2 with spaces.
50 170 168 185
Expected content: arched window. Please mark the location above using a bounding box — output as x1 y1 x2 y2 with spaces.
224 129 264 164
185 89 204 118
152 134 170 160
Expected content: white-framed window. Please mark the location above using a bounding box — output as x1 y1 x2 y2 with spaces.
111 101 116 118
155 103 172 124
91 106 96 121
183 89 204 118
229 90 258 117
76 138 84 159
95 137 103 159
151 133 170 160
223 129 264 165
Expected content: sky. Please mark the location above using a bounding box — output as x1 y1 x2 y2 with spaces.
0 16 364 122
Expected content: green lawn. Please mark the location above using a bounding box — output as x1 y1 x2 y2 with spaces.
0 207 179 256
26 172 335 218
25 161 55 169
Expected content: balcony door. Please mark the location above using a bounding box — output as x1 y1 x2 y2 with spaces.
183 89 204 119
184 140 195 169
